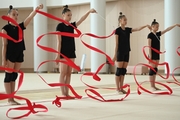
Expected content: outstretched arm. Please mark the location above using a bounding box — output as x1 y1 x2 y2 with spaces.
161 24 179 35
24 4 43 27
76 8 97 27
132 25 151 32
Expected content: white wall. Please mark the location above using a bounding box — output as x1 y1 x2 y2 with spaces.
0 0 166 71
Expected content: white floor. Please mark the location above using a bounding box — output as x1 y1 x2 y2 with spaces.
0 73 180 120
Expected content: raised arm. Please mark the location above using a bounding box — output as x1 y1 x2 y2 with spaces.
161 24 179 35
113 35 118 62
132 25 151 32
1 30 8 67
24 4 43 28
76 8 96 27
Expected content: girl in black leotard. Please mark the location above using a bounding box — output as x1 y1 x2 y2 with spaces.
2 4 43 105
148 19 180 90
55 5 96 97
113 12 150 94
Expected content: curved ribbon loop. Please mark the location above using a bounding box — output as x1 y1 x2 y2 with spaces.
1 16 23 42
35 10 83 105
133 46 172 95
79 31 130 101
0 67 48 119
168 46 180 85
0 16 47 119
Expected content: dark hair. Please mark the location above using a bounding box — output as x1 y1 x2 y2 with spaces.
62 5 71 14
8 5 18 14
151 19 159 26
118 12 126 21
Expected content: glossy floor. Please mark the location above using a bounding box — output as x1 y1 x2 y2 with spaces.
0 73 180 120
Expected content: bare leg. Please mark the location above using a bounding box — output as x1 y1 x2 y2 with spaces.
65 59 74 96
115 61 123 93
119 62 128 94
65 67 72 96
149 60 160 90
115 76 120 91
10 82 16 94
4 60 14 102
119 76 124 89
11 62 21 104
59 62 68 96
152 74 160 90
149 75 155 87
4 61 21 104
4 83 12 102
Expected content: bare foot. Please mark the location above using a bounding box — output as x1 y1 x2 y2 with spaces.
152 87 161 91
120 89 127 94
66 95 75 99
117 89 127 94
8 100 21 105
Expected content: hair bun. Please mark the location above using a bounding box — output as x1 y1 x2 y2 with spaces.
153 19 156 22
63 5 68 9
9 5 13 10
119 12 123 16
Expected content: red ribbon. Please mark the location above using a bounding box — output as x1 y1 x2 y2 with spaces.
0 16 47 119
177 46 180 56
80 32 130 101
36 10 131 103
81 73 130 102
0 16 23 43
0 67 48 119
133 46 173 95
35 10 83 107
168 46 180 86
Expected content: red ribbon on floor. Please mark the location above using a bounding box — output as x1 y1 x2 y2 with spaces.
81 73 130 102
133 46 173 95
80 32 130 101
35 10 130 103
35 10 83 107
0 67 48 119
0 16 47 119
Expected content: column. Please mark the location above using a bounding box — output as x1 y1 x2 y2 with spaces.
33 0 48 72
164 0 180 75
90 0 106 73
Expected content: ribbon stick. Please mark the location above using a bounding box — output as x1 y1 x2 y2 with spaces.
133 46 172 95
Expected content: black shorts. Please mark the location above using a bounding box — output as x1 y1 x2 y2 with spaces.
60 50 76 59
151 52 160 60
6 51 24 63
117 52 130 62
